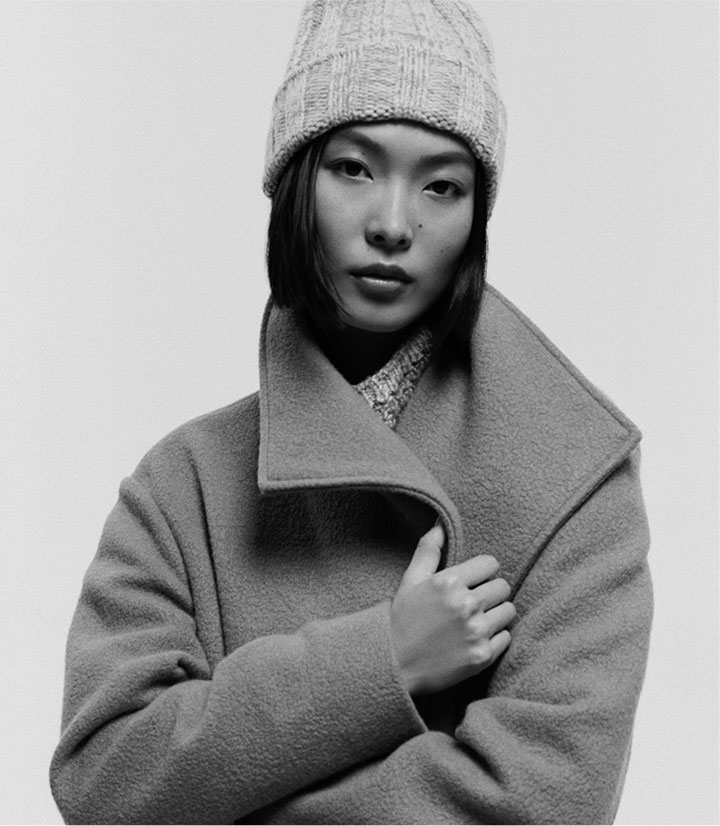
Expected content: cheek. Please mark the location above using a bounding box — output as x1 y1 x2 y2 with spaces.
434 213 473 270
315 186 358 260
314 188 334 248
314 176 339 241
454 204 475 248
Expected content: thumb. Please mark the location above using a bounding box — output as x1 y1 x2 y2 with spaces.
401 524 444 587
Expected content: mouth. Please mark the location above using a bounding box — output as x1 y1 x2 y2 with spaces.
350 264 412 284
348 264 412 302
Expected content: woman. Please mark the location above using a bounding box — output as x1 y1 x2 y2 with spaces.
50 1 652 823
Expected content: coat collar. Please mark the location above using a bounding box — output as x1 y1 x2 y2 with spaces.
258 287 640 572
257 302 465 551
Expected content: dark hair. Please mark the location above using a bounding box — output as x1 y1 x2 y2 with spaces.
266 130 488 347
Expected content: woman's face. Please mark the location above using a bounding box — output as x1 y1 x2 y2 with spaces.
314 121 475 335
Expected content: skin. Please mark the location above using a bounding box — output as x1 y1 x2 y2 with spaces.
392 524 516 696
314 120 475 382
313 121 516 694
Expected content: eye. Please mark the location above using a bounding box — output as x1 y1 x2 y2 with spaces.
336 160 370 179
425 179 461 197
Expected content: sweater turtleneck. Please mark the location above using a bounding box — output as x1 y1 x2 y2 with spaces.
352 326 434 429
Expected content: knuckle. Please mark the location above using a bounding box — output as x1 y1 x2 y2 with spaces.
434 571 459 596
428 575 445 595
469 640 493 667
457 594 475 620
448 584 476 615
467 613 489 639
443 571 460 589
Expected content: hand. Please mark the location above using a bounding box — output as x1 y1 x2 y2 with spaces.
391 524 516 696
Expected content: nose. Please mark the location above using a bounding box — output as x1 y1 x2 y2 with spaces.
365 185 414 251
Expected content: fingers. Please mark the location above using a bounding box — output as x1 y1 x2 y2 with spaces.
469 575 511 613
483 601 517 637
488 628 512 661
464 605 515 673
449 553 501 588
401 524 444 586
393 529 516 693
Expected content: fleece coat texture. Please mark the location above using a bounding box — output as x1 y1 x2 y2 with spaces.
50 285 652 825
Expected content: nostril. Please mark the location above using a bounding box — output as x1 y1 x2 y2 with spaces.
367 227 411 248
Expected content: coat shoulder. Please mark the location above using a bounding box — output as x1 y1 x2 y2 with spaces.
132 392 261 489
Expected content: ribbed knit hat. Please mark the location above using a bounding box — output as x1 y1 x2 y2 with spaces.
263 0 506 214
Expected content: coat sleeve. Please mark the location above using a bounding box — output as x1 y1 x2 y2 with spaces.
49 468 426 824
254 449 653 825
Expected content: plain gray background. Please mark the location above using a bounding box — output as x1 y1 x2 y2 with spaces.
1 1 717 823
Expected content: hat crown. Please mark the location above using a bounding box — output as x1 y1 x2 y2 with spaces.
263 0 506 214
289 0 495 74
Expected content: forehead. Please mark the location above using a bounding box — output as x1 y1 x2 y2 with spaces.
326 120 475 166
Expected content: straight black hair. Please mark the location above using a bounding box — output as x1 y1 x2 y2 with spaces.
266 129 488 347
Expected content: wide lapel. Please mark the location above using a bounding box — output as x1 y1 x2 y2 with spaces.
399 286 641 583
257 302 465 554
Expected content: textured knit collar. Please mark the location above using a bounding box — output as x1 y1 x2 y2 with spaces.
353 326 434 429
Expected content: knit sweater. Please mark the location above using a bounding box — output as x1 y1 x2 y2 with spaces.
50 285 652 825
353 326 434 428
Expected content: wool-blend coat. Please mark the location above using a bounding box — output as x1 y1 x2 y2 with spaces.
50 285 652 825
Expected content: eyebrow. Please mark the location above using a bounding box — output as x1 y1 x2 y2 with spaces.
419 151 476 174
330 128 476 173
330 128 384 154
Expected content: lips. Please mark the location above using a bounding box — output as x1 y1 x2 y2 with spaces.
347 264 412 303
350 264 412 284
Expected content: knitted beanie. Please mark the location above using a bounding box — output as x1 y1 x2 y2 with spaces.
263 0 506 213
